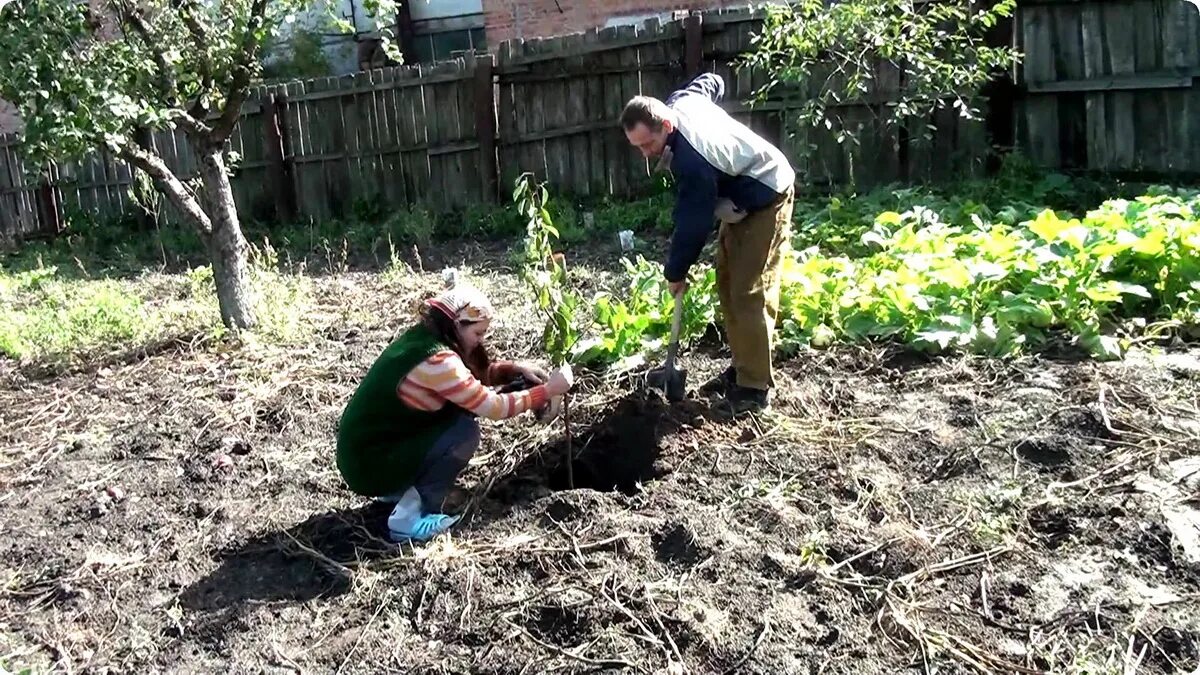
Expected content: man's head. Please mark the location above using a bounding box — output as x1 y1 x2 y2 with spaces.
621 96 674 158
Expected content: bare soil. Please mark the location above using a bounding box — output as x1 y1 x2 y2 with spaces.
2 261 1199 674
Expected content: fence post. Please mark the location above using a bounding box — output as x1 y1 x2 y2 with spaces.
684 13 703 79
36 167 62 236
473 53 499 203
263 92 298 222
132 126 156 230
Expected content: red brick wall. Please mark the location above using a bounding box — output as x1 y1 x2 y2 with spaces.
483 0 731 45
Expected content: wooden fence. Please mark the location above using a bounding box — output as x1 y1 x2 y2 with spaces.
1017 0 1200 173
0 7 987 239
3 1 1199 240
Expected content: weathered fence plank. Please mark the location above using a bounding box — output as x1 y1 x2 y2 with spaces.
6 1 1199 241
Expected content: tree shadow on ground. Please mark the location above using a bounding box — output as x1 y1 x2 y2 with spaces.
178 501 397 638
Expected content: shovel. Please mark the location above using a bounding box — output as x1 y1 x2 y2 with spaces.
648 289 688 402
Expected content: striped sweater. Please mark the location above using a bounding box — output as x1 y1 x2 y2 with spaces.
398 350 548 420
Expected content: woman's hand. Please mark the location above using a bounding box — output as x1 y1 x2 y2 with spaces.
545 364 574 397
513 362 550 385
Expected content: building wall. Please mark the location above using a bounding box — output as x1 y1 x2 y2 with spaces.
481 0 731 44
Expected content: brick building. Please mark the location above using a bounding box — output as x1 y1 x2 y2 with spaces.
480 0 731 44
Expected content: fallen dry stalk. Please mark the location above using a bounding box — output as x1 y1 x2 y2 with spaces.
504 616 643 673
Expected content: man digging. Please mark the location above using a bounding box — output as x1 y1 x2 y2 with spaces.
621 73 796 413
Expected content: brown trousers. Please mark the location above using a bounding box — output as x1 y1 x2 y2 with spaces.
715 187 794 391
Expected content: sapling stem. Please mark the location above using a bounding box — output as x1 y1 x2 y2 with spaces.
563 393 574 489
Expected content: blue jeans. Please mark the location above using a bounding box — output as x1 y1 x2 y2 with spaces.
407 414 481 512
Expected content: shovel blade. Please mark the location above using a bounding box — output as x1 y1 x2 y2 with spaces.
648 365 687 401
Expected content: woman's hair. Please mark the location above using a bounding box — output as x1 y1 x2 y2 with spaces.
420 303 493 379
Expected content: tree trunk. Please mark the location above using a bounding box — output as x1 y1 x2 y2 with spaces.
196 144 256 330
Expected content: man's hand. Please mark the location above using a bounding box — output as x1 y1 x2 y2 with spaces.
668 279 688 298
513 362 549 385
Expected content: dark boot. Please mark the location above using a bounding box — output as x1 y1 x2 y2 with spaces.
717 383 769 414
699 366 737 396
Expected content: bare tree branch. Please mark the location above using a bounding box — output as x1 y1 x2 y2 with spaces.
119 142 212 236
210 0 269 142
171 111 211 137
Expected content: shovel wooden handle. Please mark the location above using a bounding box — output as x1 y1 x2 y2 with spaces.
665 288 684 367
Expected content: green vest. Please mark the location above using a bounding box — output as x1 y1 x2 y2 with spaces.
336 325 461 496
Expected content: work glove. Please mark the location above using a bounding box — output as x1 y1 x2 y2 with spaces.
546 364 574 396
715 198 746 224
654 145 674 174
534 396 563 424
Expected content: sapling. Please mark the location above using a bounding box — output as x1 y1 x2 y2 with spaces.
515 174 581 487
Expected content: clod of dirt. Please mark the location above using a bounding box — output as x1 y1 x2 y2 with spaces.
211 453 235 471
1149 627 1200 667
114 433 162 459
759 551 817 589
1014 437 1072 468
222 437 252 456
89 495 111 518
653 523 705 569
105 485 127 502
541 498 581 524
1027 504 1073 549
527 605 590 648
255 404 288 433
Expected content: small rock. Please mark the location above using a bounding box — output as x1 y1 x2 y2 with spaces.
105 485 126 502
691 415 706 428
1028 372 1063 390
90 495 111 518
212 453 235 471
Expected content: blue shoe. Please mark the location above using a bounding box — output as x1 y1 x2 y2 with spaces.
389 513 460 542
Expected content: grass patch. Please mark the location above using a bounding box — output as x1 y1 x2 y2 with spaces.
0 242 312 365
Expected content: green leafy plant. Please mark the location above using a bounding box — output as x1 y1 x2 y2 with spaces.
515 173 582 487
777 187 1200 359
572 257 718 369
516 174 580 367
743 0 1019 164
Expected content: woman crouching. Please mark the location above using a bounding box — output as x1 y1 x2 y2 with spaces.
336 284 573 542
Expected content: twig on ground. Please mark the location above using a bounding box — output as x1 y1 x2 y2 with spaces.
336 590 392 674
645 590 685 668
551 520 586 566
826 538 899 574
280 530 356 580
721 618 770 675
596 579 664 652
270 641 303 673
506 617 643 673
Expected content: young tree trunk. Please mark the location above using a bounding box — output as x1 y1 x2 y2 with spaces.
196 144 256 330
